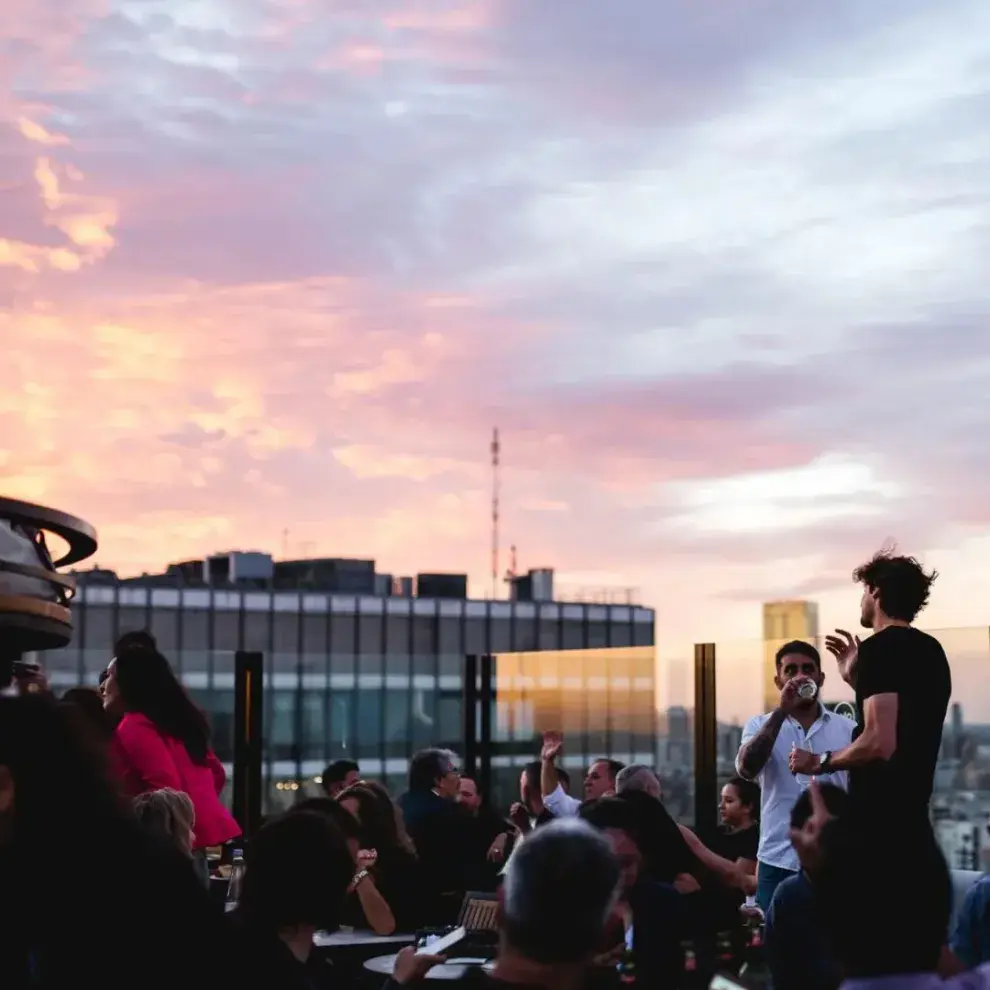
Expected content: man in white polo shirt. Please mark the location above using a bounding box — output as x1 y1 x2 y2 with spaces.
736 640 855 912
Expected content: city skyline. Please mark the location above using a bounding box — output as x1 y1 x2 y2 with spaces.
5 2 990 651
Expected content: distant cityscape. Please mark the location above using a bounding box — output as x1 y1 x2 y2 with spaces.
648 596 990 870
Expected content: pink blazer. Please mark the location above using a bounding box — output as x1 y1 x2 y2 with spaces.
112 712 241 849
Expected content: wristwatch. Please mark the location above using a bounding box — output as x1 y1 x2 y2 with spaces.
815 751 832 775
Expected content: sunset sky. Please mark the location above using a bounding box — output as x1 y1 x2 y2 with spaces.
4 1 990 691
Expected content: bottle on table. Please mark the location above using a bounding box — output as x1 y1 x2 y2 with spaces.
738 896 769 983
681 939 706 990
616 923 635 985
225 848 246 910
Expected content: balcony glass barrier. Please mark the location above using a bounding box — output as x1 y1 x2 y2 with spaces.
713 626 989 869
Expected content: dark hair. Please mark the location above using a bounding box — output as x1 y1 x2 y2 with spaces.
289 798 361 842
789 783 849 830
113 647 211 764
612 789 697 883
235 810 354 932
0 694 123 851
774 640 821 670
0 696 229 983
338 782 408 858
503 820 620 964
725 776 760 820
60 686 116 738
320 759 359 795
853 549 938 623
579 796 642 844
601 759 625 782
114 630 157 655
408 748 456 792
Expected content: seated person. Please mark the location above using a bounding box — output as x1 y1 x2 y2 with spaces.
765 784 849 990
951 874 990 969
800 782 974 988
336 782 422 934
228 810 355 990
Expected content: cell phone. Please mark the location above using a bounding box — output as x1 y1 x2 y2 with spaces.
417 926 466 956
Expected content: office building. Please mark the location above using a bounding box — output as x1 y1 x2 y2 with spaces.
761 600 819 712
50 552 656 809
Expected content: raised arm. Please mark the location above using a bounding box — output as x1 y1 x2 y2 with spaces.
737 679 800 780
540 730 581 817
540 730 562 798
678 825 756 894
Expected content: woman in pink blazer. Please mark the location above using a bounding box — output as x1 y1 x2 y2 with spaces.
104 643 241 861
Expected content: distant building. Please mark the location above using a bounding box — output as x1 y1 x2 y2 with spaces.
761 600 819 712
60 551 656 811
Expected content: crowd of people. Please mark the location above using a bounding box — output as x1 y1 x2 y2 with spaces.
2 548 989 988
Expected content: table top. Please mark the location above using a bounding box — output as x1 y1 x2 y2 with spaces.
364 954 494 979
314 929 416 948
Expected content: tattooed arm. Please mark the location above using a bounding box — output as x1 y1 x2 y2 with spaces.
736 709 788 781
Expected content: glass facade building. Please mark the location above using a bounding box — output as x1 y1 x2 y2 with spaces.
43 585 656 810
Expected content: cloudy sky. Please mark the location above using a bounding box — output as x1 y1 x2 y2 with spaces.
4 1 990 697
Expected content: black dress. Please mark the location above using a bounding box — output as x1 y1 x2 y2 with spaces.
339 849 422 933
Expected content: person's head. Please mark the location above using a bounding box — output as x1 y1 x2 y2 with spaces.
458 776 482 813
114 630 157 656
320 759 360 797
133 788 196 857
774 640 823 710
500 819 620 971
853 549 938 629
720 776 760 829
337 782 406 856
520 762 571 815
584 759 624 800
578 797 643 894
408 748 460 800
789 783 850 872
105 646 211 764
0 693 124 851
237 810 354 934
614 764 661 800
288 797 362 861
60 687 116 741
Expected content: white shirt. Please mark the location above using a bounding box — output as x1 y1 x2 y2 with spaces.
543 784 581 818
737 706 855 872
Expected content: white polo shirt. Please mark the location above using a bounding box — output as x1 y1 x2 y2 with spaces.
737 706 855 872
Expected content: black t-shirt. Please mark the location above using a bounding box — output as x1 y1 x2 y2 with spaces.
712 824 758 864
850 625 951 827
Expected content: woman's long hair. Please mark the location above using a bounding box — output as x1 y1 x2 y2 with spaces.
338 782 415 862
114 647 211 764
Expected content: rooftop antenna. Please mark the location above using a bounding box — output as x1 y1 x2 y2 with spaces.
491 427 500 599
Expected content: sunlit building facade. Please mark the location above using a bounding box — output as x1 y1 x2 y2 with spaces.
761 599 819 712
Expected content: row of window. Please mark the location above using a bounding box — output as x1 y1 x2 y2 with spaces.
191 686 658 767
